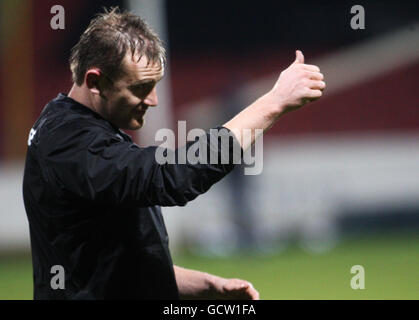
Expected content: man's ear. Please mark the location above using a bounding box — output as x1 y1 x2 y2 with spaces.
85 69 102 95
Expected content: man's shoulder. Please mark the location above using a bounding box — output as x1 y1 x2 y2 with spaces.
34 94 114 144
42 94 109 130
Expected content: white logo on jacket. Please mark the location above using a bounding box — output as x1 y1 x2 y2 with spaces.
28 128 37 146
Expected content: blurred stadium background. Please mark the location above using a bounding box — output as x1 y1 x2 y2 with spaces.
0 0 418 299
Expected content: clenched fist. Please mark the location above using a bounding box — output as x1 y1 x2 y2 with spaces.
271 50 325 114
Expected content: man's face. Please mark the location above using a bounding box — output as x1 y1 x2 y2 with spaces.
99 54 164 130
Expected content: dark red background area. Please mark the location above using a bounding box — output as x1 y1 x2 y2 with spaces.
1 0 418 160
171 51 419 135
28 1 419 135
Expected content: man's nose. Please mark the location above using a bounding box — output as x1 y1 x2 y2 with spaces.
144 87 158 107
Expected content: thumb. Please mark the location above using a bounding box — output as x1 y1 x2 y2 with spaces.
293 50 304 64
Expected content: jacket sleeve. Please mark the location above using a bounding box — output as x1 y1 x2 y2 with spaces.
41 122 243 207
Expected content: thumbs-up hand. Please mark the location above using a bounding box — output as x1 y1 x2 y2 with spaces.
271 50 325 114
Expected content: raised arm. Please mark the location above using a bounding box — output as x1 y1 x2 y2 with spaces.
42 51 324 208
224 50 325 151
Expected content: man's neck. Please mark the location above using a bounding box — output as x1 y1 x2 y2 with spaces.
68 84 96 112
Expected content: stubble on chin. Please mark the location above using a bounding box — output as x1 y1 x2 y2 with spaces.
130 117 145 130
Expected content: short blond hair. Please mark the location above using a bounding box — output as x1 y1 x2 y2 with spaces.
69 7 166 85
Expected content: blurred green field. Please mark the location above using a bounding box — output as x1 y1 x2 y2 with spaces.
1 234 418 300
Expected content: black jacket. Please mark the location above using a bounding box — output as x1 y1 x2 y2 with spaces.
22 93 241 299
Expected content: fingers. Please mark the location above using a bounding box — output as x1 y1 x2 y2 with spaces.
274 50 325 111
306 89 323 99
308 80 326 90
294 50 304 64
302 64 320 72
239 283 259 300
306 71 324 80
223 279 260 300
244 282 260 300
248 288 259 300
290 49 319 71
289 50 319 72
223 279 247 291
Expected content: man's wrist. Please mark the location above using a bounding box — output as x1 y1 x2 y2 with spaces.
261 90 288 119
205 273 225 298
205 273 216 294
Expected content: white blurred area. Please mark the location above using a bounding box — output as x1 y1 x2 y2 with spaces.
2 132 419 253
162 132 419 254
1 11 418 254
161 22 419 255
0 161 30 251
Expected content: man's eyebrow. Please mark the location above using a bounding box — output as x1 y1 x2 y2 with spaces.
131 76 163 86
129 80 155 88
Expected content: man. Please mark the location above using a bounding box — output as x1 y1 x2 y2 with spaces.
23 8 325 300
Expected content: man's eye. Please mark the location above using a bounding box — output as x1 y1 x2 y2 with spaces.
131 82 154 96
